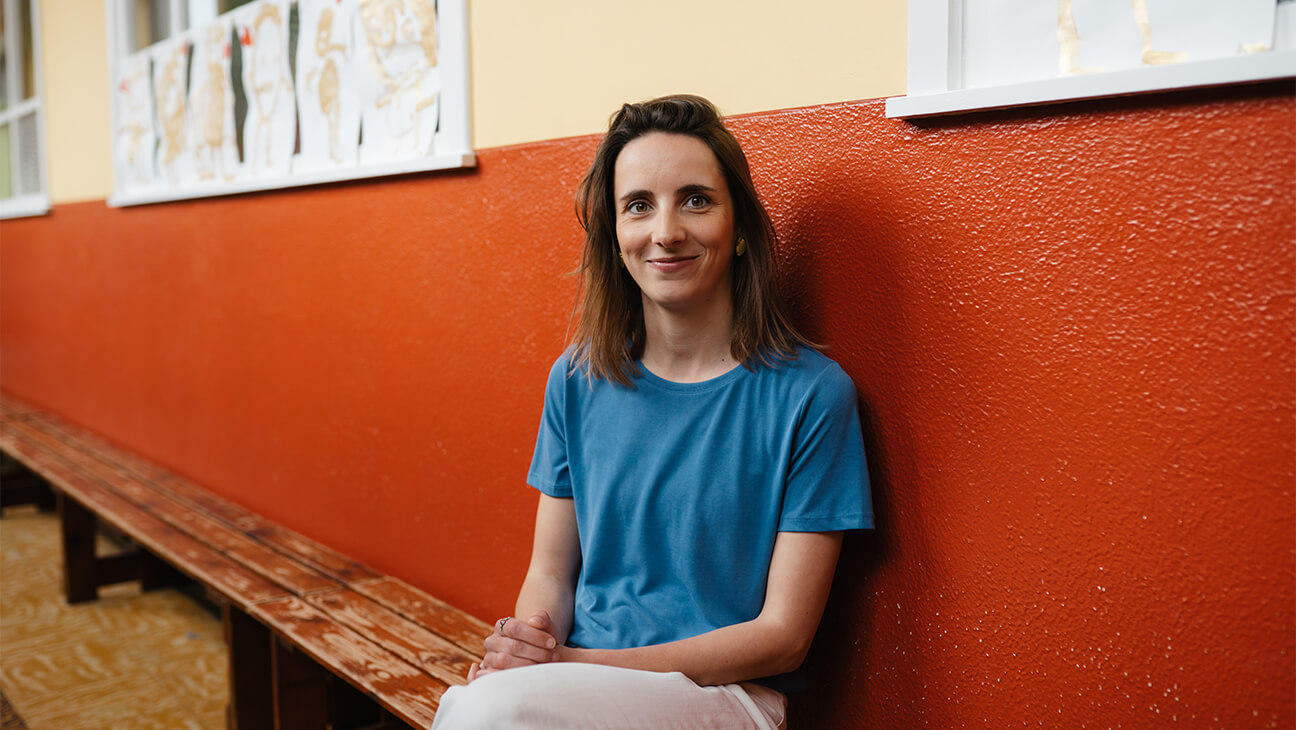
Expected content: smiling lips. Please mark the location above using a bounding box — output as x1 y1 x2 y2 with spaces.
646 255 699 272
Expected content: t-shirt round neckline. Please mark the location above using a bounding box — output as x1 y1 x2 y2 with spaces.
634 360 751 393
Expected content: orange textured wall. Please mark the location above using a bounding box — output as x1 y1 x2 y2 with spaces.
2 85 1292 728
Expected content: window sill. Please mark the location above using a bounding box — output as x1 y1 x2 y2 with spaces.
107 152 477 207
0 194 51 220
886 50 1296 119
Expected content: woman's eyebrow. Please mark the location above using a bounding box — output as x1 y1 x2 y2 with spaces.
676 184 718 197
617 189 653 205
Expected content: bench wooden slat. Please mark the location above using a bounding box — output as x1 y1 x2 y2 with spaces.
156 473 384 585
0 425 289 609
28 414 177 482
352 577 492 658
251 596 446 729
3 393 492 727
30 413 385 586
307 588 481 688
0 393 39 421
239 520 385 586
5 418 342 597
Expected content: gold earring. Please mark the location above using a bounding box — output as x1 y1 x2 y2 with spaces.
735 236 747 257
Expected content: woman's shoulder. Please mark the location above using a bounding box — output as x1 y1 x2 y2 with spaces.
757 346 858 402
548 348 576 374
766 345 848 379
544 347 607 390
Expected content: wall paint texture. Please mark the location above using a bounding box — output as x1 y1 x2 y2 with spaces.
2 87 1292 728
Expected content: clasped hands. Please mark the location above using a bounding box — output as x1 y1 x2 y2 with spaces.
468 610 563 682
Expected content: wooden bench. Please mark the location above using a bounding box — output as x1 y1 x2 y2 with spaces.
0 393 490 729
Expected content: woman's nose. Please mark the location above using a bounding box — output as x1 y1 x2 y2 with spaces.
652 209 685 246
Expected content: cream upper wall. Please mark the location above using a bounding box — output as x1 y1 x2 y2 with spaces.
41 0 906 204
41 0 114 204
468 1 907 149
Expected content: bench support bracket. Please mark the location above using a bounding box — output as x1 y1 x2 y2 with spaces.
57 492 182 604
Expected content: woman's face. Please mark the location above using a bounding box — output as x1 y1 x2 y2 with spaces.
613 132 736 319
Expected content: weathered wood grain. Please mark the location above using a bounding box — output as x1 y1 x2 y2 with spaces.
352 577 493 658
2 399 494 728
0 392 39 421
306 588 479 688
0 427 289 608
27 413 177 482
5 419 340 596
251 596 447 729
29 414 384 585
240 521 384 586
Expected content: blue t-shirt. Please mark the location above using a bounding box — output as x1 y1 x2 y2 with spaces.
527 346 872 658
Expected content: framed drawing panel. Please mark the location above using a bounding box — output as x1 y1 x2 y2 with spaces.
888 0 1296 118
107 0 472 206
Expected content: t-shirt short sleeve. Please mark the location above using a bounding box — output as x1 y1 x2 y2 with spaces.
777 363 873 532
527 356 574 498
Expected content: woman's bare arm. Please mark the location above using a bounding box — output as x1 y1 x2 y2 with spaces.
472 494 581 680
556 530 843 686
514 493 581 642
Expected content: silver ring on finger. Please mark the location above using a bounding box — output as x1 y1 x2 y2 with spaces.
498 616 512 633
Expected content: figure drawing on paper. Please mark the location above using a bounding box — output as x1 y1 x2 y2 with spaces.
1058 0 1276 76
1059 0 1185 75
190 21 240 182
154 39 192 187
111 0 470 194
357 0 440 164
296 0 361 171
115 54 156 189
239 1 296 179
315 7 346 163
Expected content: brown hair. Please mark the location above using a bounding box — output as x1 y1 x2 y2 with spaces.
570 94 814 385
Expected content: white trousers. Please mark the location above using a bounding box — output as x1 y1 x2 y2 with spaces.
429 663 788 730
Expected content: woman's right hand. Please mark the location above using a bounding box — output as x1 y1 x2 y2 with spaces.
469 611 560 682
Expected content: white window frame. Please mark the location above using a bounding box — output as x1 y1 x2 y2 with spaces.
887 0 1296 118
0 0 50 220
105 0 474 207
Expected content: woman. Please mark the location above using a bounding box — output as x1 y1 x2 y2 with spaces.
431 95 872 729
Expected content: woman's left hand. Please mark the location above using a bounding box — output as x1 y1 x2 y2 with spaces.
470 611 561 682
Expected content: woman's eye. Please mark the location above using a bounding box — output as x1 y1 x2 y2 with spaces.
627 201 649 214
684 194 710 208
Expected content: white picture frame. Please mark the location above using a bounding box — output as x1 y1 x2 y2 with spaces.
106 0 473 207
887 0 1296 118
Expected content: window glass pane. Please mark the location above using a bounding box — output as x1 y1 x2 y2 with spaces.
0 123 12 199
19 0 34 100
184 0 254 30
219 0 256 13
133 0 171 51
16 112 38 195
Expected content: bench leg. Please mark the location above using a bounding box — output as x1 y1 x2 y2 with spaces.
58 492 99 604
327 674 383 729
272 636 330 730
139 549 182 591
225 604 274 730
0 470 55 511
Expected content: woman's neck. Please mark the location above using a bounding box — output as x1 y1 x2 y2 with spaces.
640 296 738 383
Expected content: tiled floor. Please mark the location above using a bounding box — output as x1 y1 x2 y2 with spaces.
0 506 228 729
